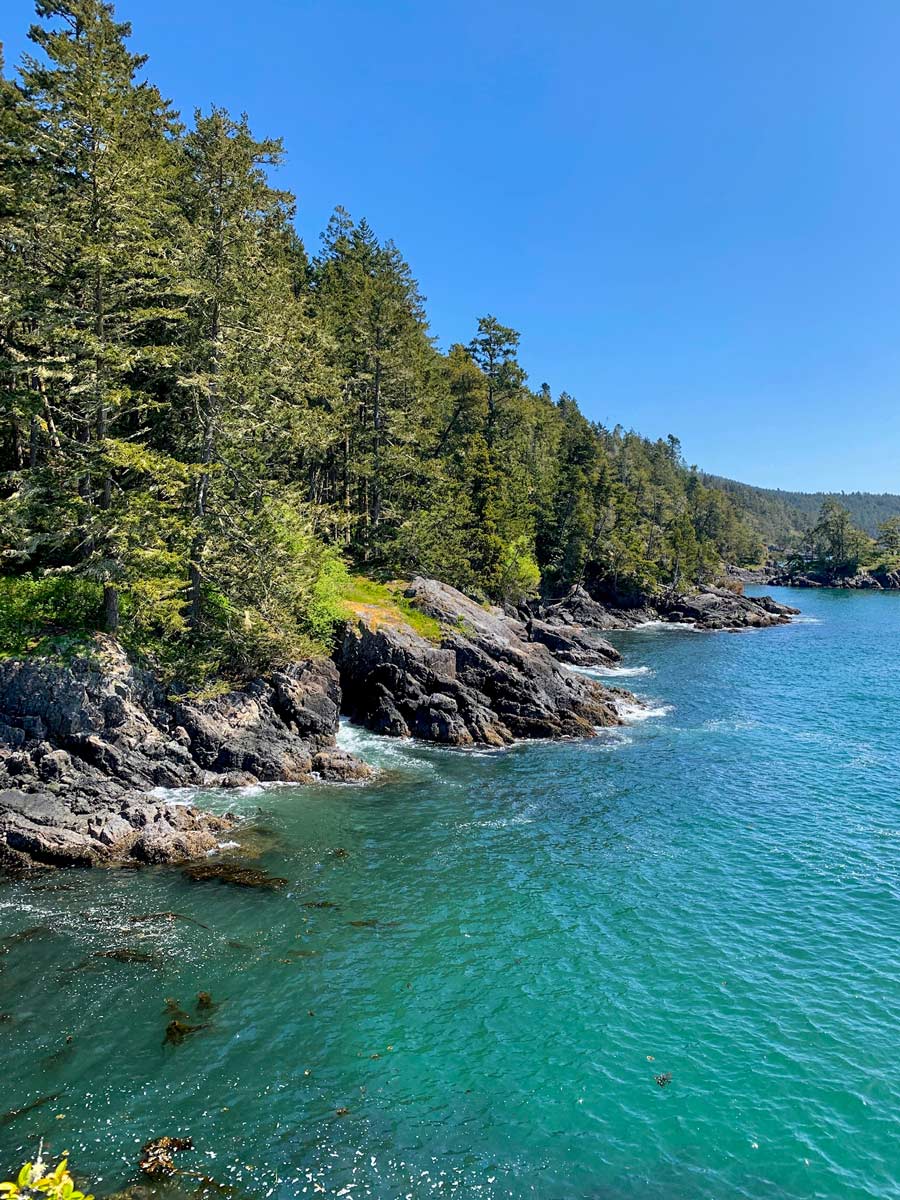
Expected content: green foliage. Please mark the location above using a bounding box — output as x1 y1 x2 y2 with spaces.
497 536 541 606
0 575 103 655
784 499 895 580
1 1153 93 1200
704 475 900 546
0 0 770 688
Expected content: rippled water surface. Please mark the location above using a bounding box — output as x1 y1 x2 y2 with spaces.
2 587 900 1199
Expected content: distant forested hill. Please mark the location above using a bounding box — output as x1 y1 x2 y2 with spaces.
702 476 900 545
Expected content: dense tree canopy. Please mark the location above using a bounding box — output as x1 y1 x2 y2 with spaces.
703 475 900 546
0 0 764 680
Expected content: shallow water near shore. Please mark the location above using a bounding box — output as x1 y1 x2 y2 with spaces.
2 586 900 1199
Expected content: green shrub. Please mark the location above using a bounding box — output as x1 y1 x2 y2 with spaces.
0 575 103 656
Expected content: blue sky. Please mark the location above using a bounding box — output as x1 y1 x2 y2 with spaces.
4 0 900 491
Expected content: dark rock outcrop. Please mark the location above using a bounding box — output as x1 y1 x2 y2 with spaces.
533 585 626 634
523 587 622 664
536 582 798 631
525 617 620 666
768 567 900 590
0 637 370 868
337 577 626 746
655 586 799 629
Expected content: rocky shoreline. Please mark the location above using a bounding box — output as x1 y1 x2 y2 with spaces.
765 567 900 590
0 578 797 870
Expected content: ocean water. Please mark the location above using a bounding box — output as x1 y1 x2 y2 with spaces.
2 586 900 1200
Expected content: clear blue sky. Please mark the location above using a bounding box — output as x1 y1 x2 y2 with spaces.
4 0 900 491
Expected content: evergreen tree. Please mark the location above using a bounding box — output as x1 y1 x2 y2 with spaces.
4 0 187 632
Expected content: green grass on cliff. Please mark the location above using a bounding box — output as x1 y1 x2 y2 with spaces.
340 576 442 643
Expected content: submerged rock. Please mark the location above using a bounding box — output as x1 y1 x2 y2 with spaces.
181 860 288 890
337 576 624 746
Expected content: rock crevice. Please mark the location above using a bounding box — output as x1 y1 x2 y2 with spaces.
0 637 369 868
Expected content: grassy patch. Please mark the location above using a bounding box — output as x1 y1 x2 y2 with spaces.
340 576 442 642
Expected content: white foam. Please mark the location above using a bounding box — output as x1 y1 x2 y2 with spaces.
629 619 698 632
148 785 200 804
615 699 673 723
570 663 654 678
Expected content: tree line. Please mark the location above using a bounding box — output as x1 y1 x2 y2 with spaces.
789 500 900 578
0 0 762 680
703 475 900 546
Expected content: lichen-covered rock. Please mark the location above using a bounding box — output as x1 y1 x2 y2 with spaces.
337 577 625 746
0 637 368 868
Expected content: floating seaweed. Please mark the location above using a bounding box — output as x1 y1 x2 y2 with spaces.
276 947 318 963
139 1136 194 1177
95 948 157 964
331 848 348 859
41 1036 75 1075
130 912 211 930
348 919 377 928
181 862 287 890
0 1092 61 1127
163 1019 208 1047
0 925 52 952
60 947 159 977
655 1072 673 1088
303 901 339 909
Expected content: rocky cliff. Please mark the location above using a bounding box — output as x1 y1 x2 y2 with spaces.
337 577 626 745
0 636 369 868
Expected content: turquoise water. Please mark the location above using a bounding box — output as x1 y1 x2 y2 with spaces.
2 587 900 1199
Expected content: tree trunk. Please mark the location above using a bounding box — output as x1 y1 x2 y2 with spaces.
103 584 120 634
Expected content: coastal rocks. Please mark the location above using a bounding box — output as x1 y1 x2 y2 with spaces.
532 582 798 632
725 565 772 584
0 787 228 869
533 584 626 634
655 586 799 630
337 577 625 746
171 660 369 783
522 588 622 665
0 637 369 868
768 567 900 590
524 616 620 666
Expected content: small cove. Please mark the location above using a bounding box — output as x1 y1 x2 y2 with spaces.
2 586 899 1200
